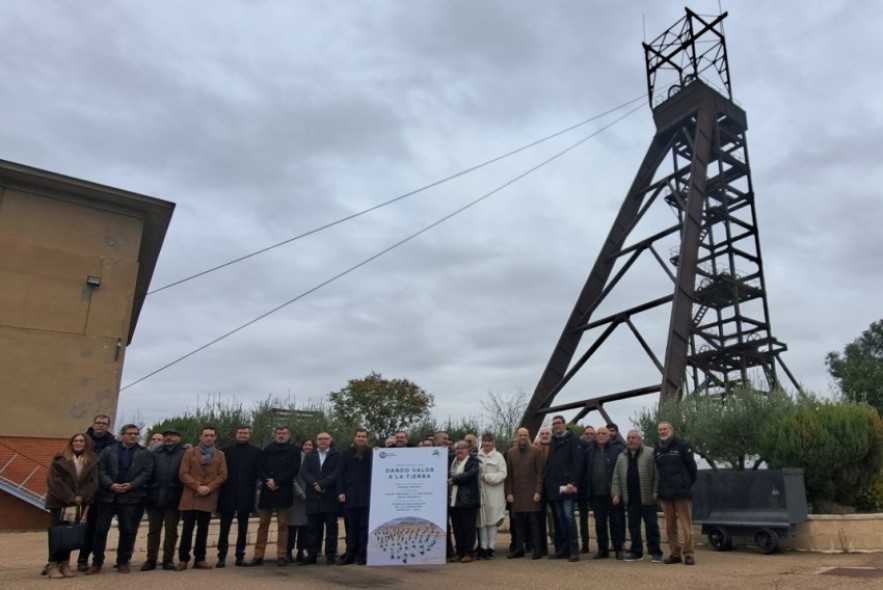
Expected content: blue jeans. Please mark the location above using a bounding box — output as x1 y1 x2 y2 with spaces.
550 497 578 556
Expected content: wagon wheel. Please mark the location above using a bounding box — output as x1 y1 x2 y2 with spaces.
707 527 732 551
753 528 779 554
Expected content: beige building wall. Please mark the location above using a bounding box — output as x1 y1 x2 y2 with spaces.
0 161 173 439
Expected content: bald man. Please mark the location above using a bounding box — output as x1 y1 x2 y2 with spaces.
505 428 545 559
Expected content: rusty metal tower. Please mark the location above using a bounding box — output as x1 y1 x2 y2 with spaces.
522 9 799 436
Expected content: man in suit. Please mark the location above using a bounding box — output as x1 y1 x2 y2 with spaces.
217 425 261 567
544 416 583 562
299 431 341 565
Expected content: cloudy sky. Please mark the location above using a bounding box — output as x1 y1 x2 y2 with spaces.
2 1 880 432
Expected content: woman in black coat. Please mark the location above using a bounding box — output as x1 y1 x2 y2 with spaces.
447 440 480 563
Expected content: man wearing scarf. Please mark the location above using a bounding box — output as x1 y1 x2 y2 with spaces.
176 427 228 570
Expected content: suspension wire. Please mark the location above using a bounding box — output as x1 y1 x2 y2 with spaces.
148 95 646 296
122 101 646 391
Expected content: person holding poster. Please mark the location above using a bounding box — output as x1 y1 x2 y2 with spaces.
447 441 480 563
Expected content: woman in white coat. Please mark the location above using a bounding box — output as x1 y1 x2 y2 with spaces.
477 432 508 559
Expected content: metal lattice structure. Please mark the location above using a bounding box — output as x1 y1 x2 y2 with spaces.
522 9 799 436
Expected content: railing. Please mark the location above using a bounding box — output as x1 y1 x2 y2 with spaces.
0 441 48 509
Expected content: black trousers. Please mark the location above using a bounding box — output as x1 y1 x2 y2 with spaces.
590 495 626 553
449 506 478 558
510 511 541 556
76 506 98 565
286 525 309 554
308 511 339 558
217 510 250 560
344 506 369 559
625 502 662 557
577 497 590 549
179 510 212 562
145 507 180 563
92 502 143 566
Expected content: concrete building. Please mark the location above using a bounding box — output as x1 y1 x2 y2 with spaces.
0 159 174 528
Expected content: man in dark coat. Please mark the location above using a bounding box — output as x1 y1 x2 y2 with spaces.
142 428 186 571
217 425 261 567
335 429 372 565
654 421 698 565
299 431 341 566
249 426 300 567
87 424 154 574
544 416 583 562
78 414 117 571
585 426 626 560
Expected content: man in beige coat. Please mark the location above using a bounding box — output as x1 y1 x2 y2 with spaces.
176 427 228 570
505 428 545 559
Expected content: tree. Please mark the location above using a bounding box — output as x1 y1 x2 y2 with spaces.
634 386 794 470
328 372 434 441
480 389 529 447
826 319 883 415
759 394 883 510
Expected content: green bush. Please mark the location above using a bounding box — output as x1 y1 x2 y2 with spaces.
759 395 883 509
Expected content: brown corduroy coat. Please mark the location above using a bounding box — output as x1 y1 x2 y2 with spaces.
178 446 227 512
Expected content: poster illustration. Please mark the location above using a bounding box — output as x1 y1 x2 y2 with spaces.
367 447 448 566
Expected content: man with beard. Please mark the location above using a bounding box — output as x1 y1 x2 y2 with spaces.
77 415 116 572
504 427 544 559
217 425 261 567
142 428 186 571
87 424 154 574
335 429 373 565
654 421 697 565
300 431 341 566
249 426 300 567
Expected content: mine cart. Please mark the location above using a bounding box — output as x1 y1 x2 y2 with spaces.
692 468 807 554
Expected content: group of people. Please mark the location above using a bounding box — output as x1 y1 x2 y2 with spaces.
43 413 697 577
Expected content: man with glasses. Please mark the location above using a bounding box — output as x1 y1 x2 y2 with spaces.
300 432 341 565
87 424 154 574
77 415 117 571
544 416 583 562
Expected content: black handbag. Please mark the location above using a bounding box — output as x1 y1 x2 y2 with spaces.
47 506 87 554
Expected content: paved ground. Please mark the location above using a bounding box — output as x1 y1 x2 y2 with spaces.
3 529 882 590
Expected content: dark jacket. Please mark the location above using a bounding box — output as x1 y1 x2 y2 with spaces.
45 453 100 509
96 442 154 504
544 430 584 501
654 436 697 500
86 428 117 455
301 447 341 515
336 446 372 510
584 441 624 497
449 454 480 508
257 441 300 510
146 443 186 509
218 441 261 514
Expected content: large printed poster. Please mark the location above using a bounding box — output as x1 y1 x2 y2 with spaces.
367 447 448 566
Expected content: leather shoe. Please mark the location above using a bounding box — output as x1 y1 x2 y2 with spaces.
568 554 580 562
297 557 317 566
338 555 355 565
614 550 624 560
663 555 682 564
459 555 473 563
117 563 131 574
531 552 543 560
77 562 90 573
162 562 176 571
355 556 366 565
193 561 211 570
506 551 524 559
325 555 336 565
234 558 245 567
174 562 188 571
684 555 695 565
592 552 609 560
215 559 226 568
85 565 102 575
277 559 287 567
246 558 264 567
140 560 156 571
